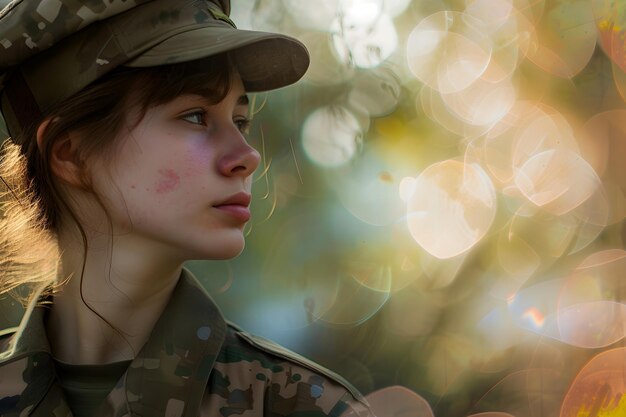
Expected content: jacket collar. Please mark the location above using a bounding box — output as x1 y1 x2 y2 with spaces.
0 268 227 417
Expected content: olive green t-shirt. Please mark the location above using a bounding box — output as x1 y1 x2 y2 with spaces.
54 359 132 417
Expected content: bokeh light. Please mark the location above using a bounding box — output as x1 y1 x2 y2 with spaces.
419 85 492 138
561 348 626 417
301 106 361 167
479 102 584 203
406 11 492 93
464 0 514 31
593 0 626 72
558 250 626 349
332 150 405 226
526 0 597 78
581 109 626 224
514 149 601 215
364 386 435 417
385 0 411 17
317 267 391 326
470 369 565 416
439 75 516 127
332 8 398 68
405 160 496 259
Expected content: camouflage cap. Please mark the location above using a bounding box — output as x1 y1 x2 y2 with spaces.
0 0 310 141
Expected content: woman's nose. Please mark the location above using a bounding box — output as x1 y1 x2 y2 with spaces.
218 134 261 177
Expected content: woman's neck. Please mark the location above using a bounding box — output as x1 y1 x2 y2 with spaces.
46 227 184 364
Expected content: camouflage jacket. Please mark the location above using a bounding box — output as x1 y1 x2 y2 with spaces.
0 269 373 417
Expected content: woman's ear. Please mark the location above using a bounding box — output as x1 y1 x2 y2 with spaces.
36 119 84 187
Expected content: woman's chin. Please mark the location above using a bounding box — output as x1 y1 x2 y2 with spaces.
187 236 246 261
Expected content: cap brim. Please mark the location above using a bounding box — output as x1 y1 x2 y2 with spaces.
127 27 310 92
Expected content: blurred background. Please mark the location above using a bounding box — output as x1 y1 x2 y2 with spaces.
187 1 626 416
4 0 626 415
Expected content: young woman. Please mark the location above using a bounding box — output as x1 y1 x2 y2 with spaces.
0 1 373 416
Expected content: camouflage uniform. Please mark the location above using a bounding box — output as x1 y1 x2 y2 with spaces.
0 269 374 417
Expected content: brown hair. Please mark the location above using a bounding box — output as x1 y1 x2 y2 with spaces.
0 53 235 308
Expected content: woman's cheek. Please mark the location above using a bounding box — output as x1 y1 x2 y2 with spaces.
183 145 214 178
154 168 181 194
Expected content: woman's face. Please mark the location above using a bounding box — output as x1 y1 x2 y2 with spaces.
86 74 261 261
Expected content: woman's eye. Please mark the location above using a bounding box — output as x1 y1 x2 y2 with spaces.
181 111 206 125
235 117 251 134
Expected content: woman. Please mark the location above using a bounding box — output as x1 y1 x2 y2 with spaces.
0 1 373 416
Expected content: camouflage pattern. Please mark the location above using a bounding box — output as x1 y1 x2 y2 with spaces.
0 269 375 417
0 0 309 140
0 0 229 69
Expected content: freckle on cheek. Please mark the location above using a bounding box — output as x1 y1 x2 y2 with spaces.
155 169 180 194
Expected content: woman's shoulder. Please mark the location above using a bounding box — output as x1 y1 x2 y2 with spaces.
202 321 373 417
221 321 364 398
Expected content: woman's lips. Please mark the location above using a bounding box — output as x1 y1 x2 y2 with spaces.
213 192 251 222
213 204 251 222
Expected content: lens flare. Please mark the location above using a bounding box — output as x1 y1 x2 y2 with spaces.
507 278 562 338
522 307 545 328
